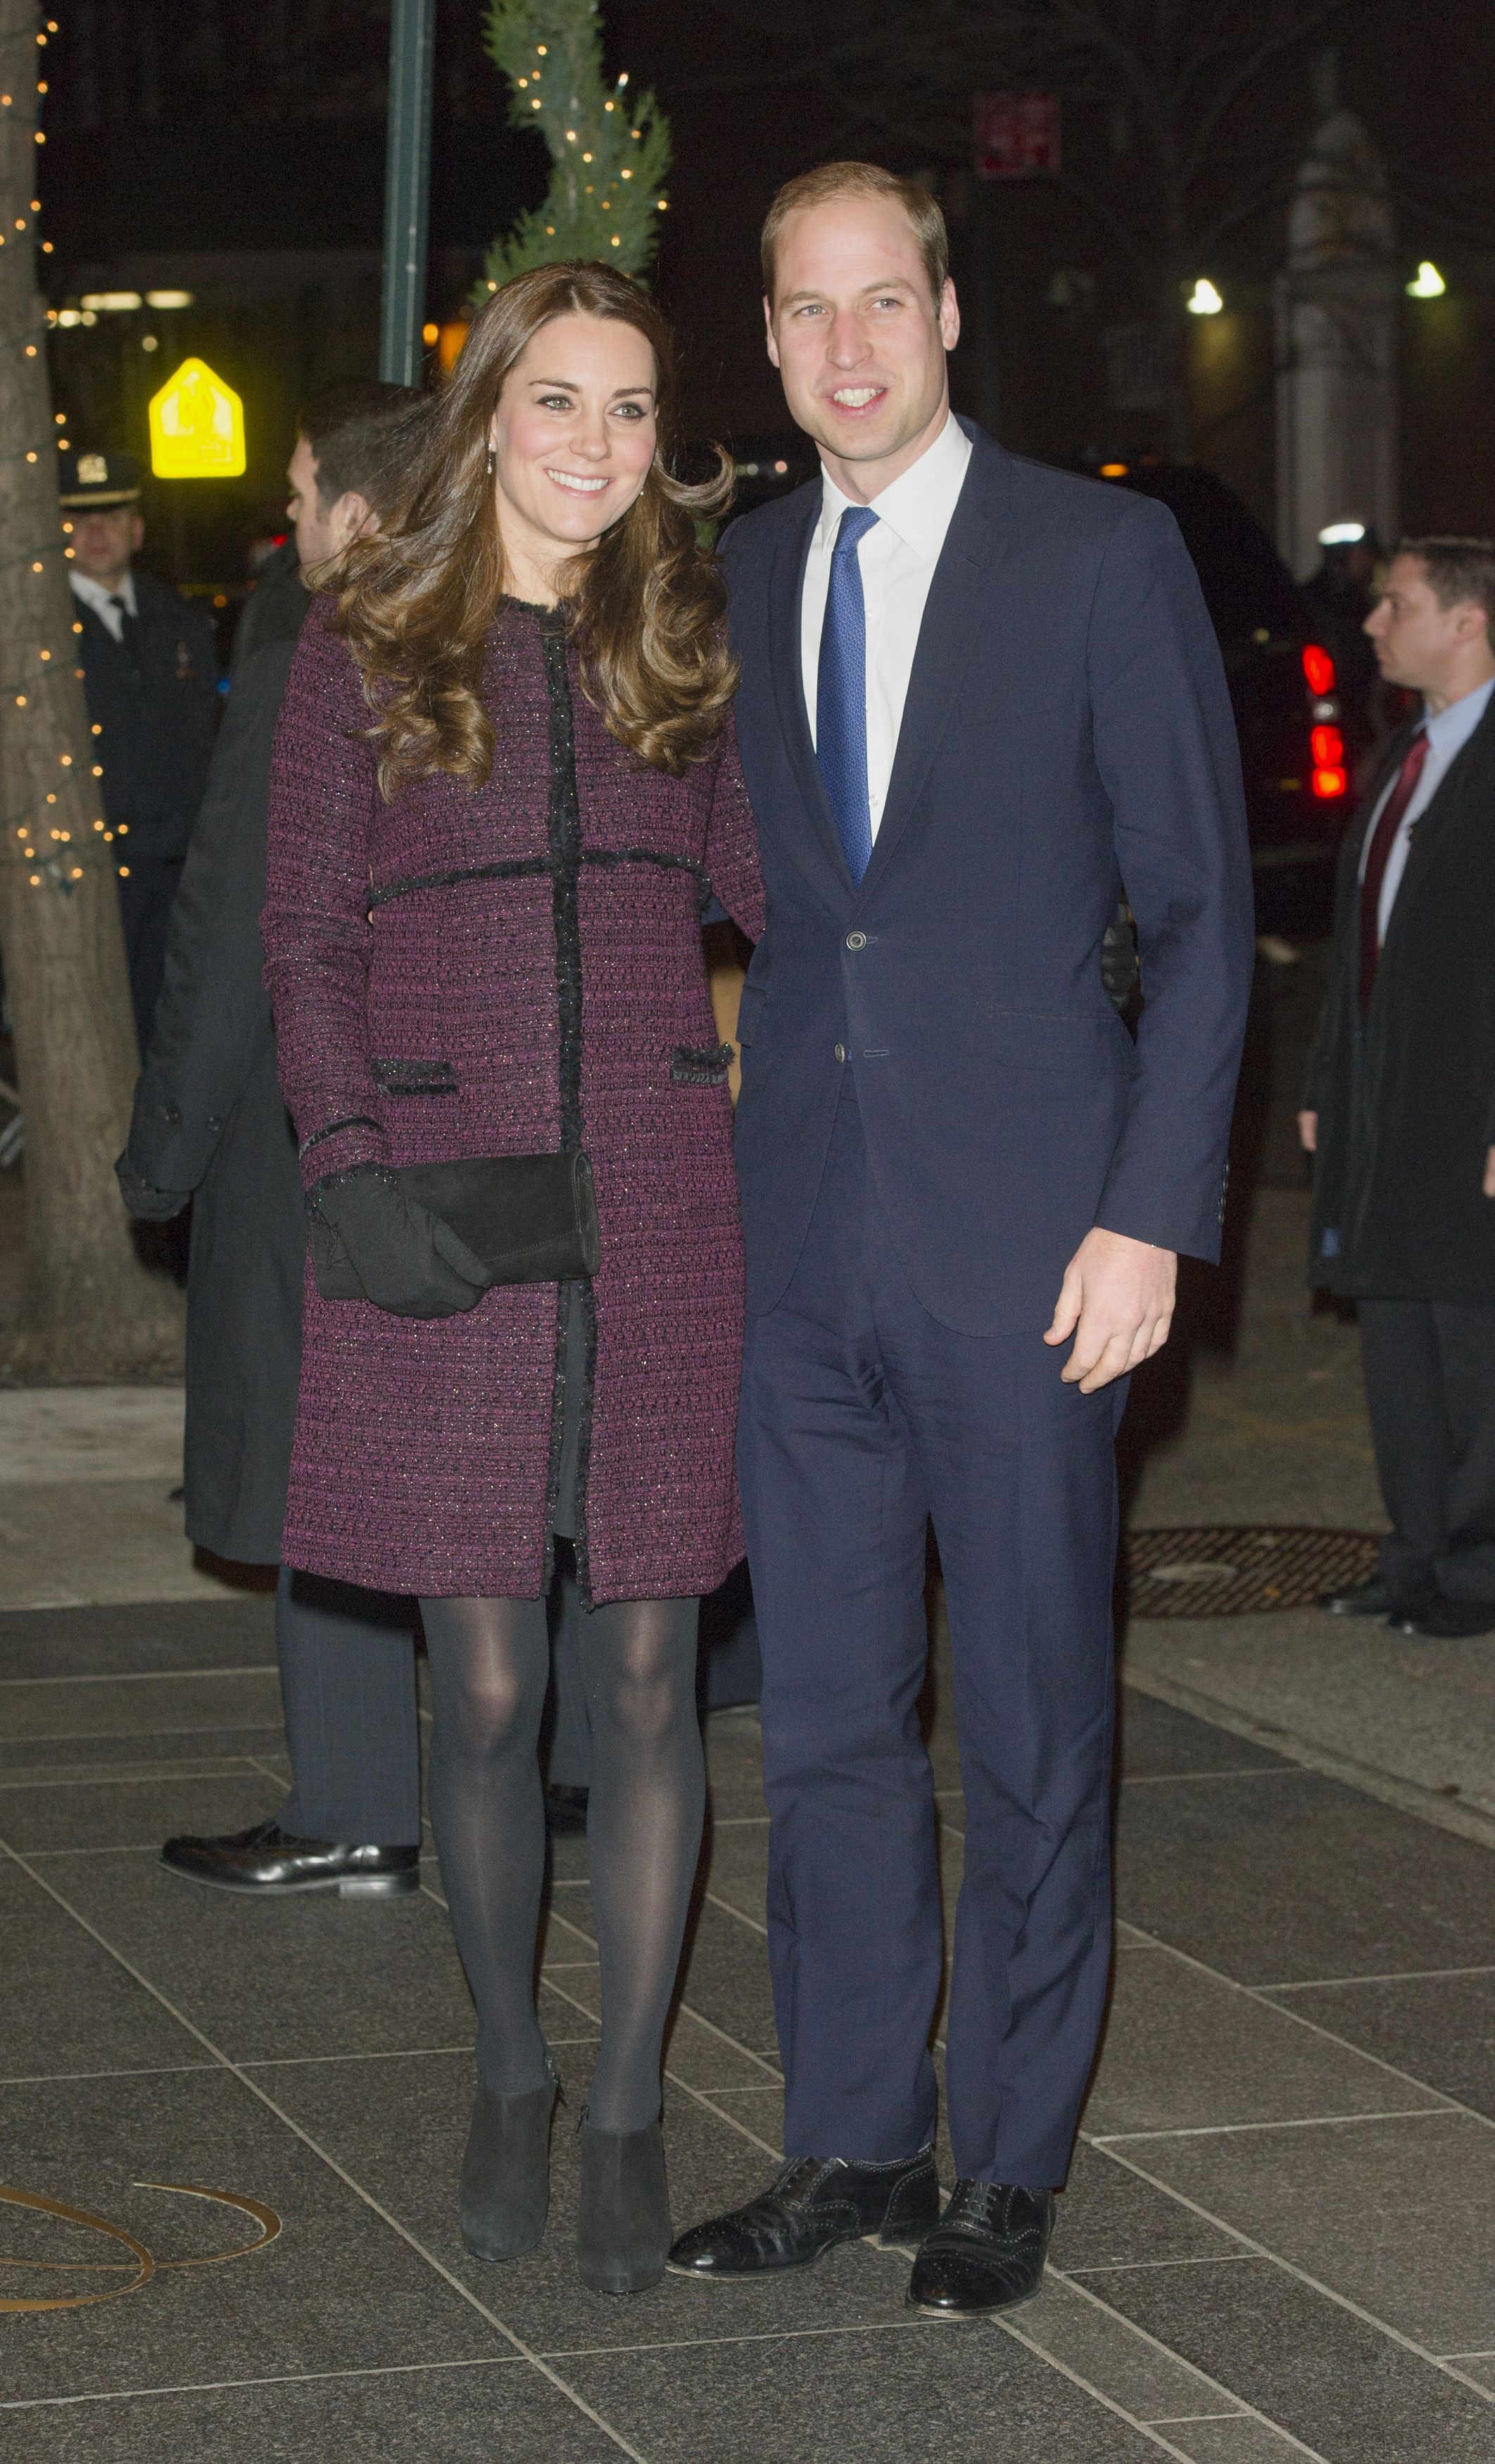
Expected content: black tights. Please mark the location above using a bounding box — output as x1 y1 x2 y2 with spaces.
422 1590 703 2135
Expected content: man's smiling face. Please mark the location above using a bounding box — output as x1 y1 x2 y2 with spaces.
764 194 959 501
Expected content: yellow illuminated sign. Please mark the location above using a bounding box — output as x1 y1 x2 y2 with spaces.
147 357 246 479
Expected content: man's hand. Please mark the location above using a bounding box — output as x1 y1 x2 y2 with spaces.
1484 1145 1495 1200
1045 1226 1178 1393
1298 1110 1318 1154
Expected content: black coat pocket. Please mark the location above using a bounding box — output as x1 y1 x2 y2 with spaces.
670 1041 735 1087
372 1057 459 1098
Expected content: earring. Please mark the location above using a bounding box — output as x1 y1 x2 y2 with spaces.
486 447 496 478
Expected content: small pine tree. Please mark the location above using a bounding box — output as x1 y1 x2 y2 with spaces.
479 0 671 291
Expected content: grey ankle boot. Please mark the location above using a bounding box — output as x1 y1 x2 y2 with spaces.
576 2111 670 2294
458 2063 559 2263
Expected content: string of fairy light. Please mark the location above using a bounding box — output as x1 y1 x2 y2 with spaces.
481 34 667 286
0 12 115 895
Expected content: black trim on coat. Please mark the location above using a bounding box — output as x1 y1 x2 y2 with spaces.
536 615 596 1603
366 845 712 916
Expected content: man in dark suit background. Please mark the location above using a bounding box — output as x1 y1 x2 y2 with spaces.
64 453 219 1053
118 384 431 1898
669 163 1252 2315
1302 539 1495 1640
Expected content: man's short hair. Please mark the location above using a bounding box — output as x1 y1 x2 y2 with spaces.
1397 536 1495 641
762 162 949 310
296 382 426 518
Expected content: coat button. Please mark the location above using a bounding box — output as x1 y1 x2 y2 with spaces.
845 931 866 951
834 1043 846 1063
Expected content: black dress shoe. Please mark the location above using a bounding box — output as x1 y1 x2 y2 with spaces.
1319 1575 1402 1617
159 1820 420 1897
543 1783 590 1836
667 2148 939 2280
1393 1594 1495 1639
907 2180 1054 2318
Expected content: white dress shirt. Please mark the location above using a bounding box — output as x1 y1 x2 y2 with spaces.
800 413 973 838
1359 672 1495 942
70 568 138 641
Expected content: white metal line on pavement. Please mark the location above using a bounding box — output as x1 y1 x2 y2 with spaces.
0 1666 277 1687
1092 2108 1459 2144
0 2356 524 2412
1119 1767 1304 1788
1261 1962 1495 1992
0 1762 262 1790
1067 2255 1262 2275
0 1838 654 2464
0 2060 216 2088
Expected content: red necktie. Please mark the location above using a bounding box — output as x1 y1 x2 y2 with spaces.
1358 729 1429 1012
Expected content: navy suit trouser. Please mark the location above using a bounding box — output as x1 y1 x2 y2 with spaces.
738 1076 1122 2189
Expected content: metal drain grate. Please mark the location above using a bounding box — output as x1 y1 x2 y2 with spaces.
1123 1526 1382 1618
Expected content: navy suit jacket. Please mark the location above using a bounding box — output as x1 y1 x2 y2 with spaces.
722 421 1255 1338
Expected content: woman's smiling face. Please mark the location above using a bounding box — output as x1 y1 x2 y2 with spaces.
488 310 658 593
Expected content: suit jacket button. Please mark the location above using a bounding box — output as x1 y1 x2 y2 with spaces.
845 931 866 951
834 1043 846 1064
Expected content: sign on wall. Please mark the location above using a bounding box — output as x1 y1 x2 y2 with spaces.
973 92 1061 180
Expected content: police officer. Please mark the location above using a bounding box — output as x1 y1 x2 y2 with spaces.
63 453 218 1053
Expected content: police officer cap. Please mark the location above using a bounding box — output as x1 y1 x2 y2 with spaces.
59 451 142 510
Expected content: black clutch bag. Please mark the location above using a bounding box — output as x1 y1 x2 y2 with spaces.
310 1152 600 1300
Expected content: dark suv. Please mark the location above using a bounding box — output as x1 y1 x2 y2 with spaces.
1095 462 1360 922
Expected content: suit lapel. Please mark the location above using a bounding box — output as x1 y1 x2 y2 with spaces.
766 486 854 898
855 435 1009 903
1380 698 1495 965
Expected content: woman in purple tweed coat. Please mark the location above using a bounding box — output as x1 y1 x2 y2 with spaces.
261 265 763 2296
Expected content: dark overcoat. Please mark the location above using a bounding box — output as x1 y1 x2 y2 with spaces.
1305 698 1495 1300
124 612 308 1562
261 602 765 1606
76 568 218 843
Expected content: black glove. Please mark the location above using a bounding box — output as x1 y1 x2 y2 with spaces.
309 1165 492 1318
115 1153 192 1223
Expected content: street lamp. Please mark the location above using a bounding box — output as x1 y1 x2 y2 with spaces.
1406 260 1446 298
1186 277 1223 316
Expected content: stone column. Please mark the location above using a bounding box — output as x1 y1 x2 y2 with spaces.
1275 107 1399 579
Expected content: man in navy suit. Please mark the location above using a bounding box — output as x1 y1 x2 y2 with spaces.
669 163 1253 2315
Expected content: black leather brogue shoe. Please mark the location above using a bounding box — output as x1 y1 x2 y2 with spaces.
667 2148 939 2280
159 1820 420 1898
1318 1575 1399 1618
907 2180 1054 2318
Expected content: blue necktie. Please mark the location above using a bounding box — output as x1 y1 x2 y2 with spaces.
816 505 878 884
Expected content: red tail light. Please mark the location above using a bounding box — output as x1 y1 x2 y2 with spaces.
1302 643 1336 696
1310 719 1346 797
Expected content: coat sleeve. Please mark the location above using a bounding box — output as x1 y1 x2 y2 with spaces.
260 606 391 1189
1087 498 1256 1262
702 703 765 944
125 638 298 1193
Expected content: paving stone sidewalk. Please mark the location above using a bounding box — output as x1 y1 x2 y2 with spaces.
1 1590 1492 2462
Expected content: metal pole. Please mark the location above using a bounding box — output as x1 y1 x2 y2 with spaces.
379 0 436 385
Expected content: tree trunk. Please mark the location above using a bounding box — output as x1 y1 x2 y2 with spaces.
0 0 182 1378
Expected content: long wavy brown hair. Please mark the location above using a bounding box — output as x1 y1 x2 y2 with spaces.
332 263 737 796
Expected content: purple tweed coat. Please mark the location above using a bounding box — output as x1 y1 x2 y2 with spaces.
261 599 764 1604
